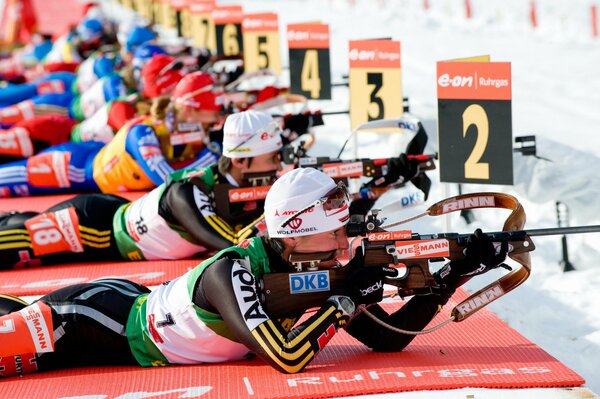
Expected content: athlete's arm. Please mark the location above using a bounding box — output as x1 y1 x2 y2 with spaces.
180 147 219 170
162 180 263 249
195 257 348 374
125 124 174 186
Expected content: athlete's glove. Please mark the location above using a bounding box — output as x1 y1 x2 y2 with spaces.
339 248 396 306
282 112 324 142
434 228 510 289
371 153 420 188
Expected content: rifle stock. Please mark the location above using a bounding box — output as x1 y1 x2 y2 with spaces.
260 231 536 319
261 192 538 322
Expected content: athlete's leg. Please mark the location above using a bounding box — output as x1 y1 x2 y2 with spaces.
0 193 128 269
0 279 150 378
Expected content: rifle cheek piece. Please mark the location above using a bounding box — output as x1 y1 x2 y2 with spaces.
346 210 386 237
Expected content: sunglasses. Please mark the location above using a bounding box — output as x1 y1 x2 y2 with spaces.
279 181 350 229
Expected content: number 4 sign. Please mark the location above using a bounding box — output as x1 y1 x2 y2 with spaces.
437 61 513 185
287 23 331 100
349 40 403 130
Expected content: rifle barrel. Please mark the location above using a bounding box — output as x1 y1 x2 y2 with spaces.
526 225 600 237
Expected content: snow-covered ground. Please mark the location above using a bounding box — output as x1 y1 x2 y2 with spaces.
222 0 600 394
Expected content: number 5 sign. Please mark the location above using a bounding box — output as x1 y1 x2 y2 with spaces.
242 13 282 74
349 40 402 129
437 61 513 185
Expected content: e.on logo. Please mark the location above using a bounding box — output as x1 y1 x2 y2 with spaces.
437 73 474 88
349 48 375 61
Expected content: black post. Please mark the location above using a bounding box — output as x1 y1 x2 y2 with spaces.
556 201 575 272
458 184 475 224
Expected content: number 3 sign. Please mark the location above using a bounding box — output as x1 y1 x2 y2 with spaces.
437 61 513 185
349 40 403 130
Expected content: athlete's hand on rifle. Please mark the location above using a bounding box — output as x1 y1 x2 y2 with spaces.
435 228 510 289
338 248 397 306
282 112 324 142
375 153 420 187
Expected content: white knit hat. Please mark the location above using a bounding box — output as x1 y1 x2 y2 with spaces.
265 168 350 238
222 110 283 158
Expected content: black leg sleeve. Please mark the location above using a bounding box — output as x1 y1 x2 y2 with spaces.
345 294 448 352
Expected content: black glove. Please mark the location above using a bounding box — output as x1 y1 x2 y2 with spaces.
434 228 510 289
339 248 396 306
372 153 420 188
282 112 324 140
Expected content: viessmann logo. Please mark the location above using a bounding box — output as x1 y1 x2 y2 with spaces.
395 239 450 259
322 162 363 178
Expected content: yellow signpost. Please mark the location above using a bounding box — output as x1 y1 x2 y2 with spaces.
349 40 402 129
189 0 216 51
243 13 281 74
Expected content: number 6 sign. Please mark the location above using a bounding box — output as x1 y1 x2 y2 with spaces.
437 61 513 185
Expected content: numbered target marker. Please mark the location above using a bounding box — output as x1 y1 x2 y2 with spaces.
213 5 244 57
243 13 281 74
153 0 164 25
171 0 191 39
134 0 153 20
287 23 331 100
159 0 177 30
189 0 216 51
349 40 402 129
437 61 513 185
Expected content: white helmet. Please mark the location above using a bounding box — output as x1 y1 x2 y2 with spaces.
222 110 283 158
265 168 350 238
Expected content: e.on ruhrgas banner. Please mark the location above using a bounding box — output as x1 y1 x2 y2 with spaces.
213 4 244 57
437 61 514 185
349 40 402 129
242 12 281 74
287 23 331 100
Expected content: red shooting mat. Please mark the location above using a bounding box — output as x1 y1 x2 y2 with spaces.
0 259 201 296
31 0 85 36
0 291 584 398
0 192 145 212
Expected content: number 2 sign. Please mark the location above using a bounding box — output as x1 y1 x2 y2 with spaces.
437 61 513 185
349 40 402 129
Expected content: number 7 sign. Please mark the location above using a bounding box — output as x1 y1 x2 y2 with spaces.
437 61 513 185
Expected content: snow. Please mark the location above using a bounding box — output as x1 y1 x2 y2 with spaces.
223 0 600 394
